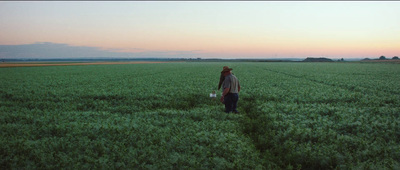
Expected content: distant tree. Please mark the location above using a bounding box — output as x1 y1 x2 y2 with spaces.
393 56 399 60
337 58 345 62
379 56 386 60
303 57 333 62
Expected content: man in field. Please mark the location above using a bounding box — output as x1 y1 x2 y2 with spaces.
220 66 240 113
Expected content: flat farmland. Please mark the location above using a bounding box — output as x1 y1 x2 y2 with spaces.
1 62 399 169
0 61 175 68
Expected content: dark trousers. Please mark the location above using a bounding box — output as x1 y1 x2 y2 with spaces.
224 93 239 113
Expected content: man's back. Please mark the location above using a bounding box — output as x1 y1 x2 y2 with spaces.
223 74 239 93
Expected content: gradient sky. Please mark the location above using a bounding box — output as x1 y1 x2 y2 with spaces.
0 1 399 59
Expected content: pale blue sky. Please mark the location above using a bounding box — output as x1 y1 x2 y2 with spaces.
0 1 399 58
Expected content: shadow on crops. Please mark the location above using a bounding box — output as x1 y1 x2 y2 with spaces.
238 95 282 169
239 96 270 149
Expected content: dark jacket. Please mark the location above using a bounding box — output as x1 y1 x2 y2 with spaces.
218 74 225 90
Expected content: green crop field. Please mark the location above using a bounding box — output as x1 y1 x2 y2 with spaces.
1 62 399 169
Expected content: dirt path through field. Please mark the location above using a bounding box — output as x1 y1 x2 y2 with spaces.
0 61 179 68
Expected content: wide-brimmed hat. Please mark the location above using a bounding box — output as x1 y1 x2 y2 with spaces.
221 66 233 73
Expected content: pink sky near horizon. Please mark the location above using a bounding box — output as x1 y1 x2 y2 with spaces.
0 2 399 59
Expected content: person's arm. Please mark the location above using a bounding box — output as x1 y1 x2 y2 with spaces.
220 75 231 102
222 87 230 96
220 87 230 103
238 83 241 92
220 81 230 102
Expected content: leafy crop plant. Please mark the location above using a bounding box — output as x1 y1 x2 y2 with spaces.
1 62 399 169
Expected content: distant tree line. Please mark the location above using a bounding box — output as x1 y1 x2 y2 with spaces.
379 56 399 60
363 56 399 61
